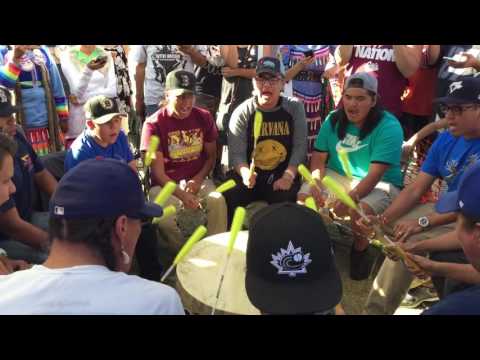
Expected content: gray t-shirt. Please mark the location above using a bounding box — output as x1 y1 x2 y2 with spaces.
130 45 206 106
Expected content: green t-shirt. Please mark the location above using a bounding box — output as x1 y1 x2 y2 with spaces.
314 110 404 188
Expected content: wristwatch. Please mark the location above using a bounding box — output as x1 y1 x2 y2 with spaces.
418 216 430 230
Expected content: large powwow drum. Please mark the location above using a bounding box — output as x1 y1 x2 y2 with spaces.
176 231 261 315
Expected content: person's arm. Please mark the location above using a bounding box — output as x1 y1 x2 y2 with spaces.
405 118 448 150
447 52 480 72
228 105 250 176
287 99 308 170
335 45 354 67
382 171 436 224
406 255 480 285
176 45 207 67
220 45 238 68
135 62 146 115
402 230 461 254
33 169 57 197
44 46 69 122
222 67 256 79
393 45 422 78
0 207 49 250
0 46 28 89
350 163 390 200
285 56 316 82
426 45 441 66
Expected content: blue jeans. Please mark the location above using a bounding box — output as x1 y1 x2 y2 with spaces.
145 104 159 117
0 211 49 264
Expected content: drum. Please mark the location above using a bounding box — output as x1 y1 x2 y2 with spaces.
176 231 261 315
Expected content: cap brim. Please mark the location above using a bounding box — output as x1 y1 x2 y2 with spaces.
435 190 460 214
137 202 163 218
246 263 342 314
0 105 20 117
256 69 283 78
93 112 128 125
433 96 471 105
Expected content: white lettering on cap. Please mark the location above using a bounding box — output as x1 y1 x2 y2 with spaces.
54 206 64 215
459 200 464 208
270 241 312 278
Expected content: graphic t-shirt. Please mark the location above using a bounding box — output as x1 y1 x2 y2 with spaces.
0 132 45 242
314 110 404 188
64 130 134 172
421 131 480 191
279 45 336 160
130 45 206 106
346 45 408 118
141 107 218 184
195 45 224 99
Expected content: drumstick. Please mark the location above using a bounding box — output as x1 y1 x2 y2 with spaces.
213 179 236 194
298 164 321 192
211 206 246 315
321 175 370 223
249 111 264 178
370 236 425 274
304 196 318 212
152 205 176 225
145 135 160 167
160 225 208 283
338 148 353 180
154 181 177 207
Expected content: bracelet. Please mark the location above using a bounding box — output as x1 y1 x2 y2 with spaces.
284 169 295 180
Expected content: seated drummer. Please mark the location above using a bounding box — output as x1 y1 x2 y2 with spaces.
245 202 343 315
140 69 227 254
225 57 307 227
297 72 404 281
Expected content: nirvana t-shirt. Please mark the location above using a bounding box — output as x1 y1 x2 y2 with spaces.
64 130 134 172
421 131 480 191
346 45 408 118
141 107 218 184
0 132 45 242
130 45 206 106
314 110 404 188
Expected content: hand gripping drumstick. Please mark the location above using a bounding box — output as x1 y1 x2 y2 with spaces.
249 112 264 178
145 135 160 167
160 225 208 283
321 175 370 222
154 181 177 207
211 207 246 315
338 148 353 180
298 164 322 192
370 236 425 274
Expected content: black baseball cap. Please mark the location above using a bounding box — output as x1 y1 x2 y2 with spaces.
165 70 196 95
50 158 163 220
84 95 127 125
246 203 342 314
435 76 480 105
256 56 284 78
0 87 19 117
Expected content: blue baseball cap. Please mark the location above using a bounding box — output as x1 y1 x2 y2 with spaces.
434 76 480 105
436 161 480 218
50 158 163 219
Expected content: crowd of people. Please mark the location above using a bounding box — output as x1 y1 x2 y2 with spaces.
0 44 479 315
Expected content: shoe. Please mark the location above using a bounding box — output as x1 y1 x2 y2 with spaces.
350 245 373 281
401 286 439 309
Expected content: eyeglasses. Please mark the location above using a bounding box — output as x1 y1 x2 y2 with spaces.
254 76 282 86
439 104 479 115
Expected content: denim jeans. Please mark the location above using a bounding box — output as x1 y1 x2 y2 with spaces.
0 211 49 264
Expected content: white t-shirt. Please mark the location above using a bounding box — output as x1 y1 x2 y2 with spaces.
129 45 206 106
0 265 185 315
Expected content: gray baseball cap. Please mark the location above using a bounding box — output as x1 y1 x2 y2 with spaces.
344 72 378 95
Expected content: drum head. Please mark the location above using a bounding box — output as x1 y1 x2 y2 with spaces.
176 231 261 315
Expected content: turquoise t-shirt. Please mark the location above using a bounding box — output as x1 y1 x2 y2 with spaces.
314 110 404 188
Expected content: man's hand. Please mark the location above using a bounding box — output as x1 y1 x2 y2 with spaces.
394 219 422 242
12 45 30 65
222 67 240 78
310 185 327 208
332 200 350 218
185 178 202 195
179 191 200 210
242 171 256 189
403 253 433 280
273 176 293 191
69 94 80 106
448 52 479 69
87 57 107 71
0 256 30 275
401 138 415 165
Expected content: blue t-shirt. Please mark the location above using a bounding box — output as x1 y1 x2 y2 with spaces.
65 130 133 172
0 132 45 242
423 285 480 315
421 131 480 192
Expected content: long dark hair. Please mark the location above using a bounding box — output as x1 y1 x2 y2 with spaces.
0 133 17 169
49 216 119 271
331 81 384 141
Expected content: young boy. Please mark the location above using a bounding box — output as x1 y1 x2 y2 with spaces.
65 95 135 172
